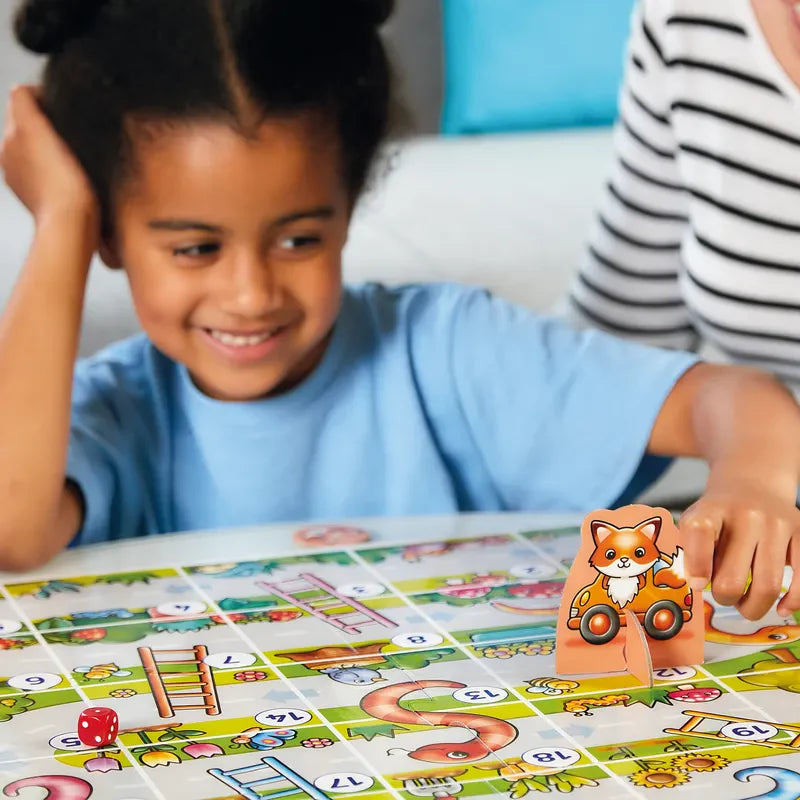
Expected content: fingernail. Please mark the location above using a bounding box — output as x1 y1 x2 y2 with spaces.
690 578 707 591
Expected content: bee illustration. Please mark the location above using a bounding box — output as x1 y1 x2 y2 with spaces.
73 663 132 681
525 677 580 696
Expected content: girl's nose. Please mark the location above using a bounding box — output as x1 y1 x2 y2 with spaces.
218 256 281 318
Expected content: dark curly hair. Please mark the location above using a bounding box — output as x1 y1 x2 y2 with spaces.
13 0 396 235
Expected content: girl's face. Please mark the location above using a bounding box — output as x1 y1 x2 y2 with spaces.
104 118 349 401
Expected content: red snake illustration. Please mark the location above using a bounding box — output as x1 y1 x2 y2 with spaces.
704 601 800 646
4 776 92 799
360 680 517 763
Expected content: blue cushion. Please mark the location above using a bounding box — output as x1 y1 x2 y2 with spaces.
441 0 636 134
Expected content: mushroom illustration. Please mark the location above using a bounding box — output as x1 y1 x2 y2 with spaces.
666 684 722 703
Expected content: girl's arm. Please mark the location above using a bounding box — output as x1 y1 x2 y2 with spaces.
567 0 696 351
0 86 99 570
648 362 800 621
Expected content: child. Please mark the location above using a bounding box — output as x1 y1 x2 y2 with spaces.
1 0 799 625
569 0 800 390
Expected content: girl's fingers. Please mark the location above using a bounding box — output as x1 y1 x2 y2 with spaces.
680 503 723 590
710 511 761 607
737 519 790 620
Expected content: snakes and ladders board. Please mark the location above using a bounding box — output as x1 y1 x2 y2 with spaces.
0 525 799 799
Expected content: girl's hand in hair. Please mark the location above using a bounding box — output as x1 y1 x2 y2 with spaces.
0 84 98 231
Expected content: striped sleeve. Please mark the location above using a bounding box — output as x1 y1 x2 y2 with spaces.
568 0 699 351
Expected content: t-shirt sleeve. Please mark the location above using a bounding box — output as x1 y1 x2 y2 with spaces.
445 287 699 511
65 357 149 547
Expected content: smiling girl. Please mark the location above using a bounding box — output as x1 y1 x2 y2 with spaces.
1 0 800 623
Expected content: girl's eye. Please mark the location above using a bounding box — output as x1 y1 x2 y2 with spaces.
173 243 219 257
277 234 321 251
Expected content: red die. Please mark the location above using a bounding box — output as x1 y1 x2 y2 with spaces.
78 706 118 747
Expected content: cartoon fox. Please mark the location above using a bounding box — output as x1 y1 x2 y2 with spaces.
588 517 686 608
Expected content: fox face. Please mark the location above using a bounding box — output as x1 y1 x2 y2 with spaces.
589 517 662 579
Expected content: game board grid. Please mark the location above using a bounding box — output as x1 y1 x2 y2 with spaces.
176 566 407 800
3 528 793 800
0 584 170 800
346 549 643 798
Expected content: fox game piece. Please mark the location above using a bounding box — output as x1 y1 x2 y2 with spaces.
77 706 118 747
556 504 703 679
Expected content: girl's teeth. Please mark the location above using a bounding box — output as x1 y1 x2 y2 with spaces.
210 330 274 347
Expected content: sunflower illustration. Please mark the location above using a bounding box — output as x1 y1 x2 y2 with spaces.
669 753 729 773
629 768 690 789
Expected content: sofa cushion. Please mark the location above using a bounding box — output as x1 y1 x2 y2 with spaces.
441 0 635 134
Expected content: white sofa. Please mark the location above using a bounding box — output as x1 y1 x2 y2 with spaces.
0 126 708 506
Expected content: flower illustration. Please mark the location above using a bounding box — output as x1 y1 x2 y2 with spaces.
70 628 107 641
84 755 122 773
669 753 730 773
109 688 137 698
183 742 224 759
301 737 333 748
140 750 181 767
234 671 268 682
629 768 689 789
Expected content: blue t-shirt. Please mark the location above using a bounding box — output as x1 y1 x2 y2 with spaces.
66 283 698 546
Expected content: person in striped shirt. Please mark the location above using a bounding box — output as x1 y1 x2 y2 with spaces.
570 0 800 391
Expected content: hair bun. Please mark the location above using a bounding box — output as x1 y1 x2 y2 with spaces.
14 0 110 54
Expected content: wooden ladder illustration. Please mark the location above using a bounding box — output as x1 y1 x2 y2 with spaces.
257 573 397 635
138 645 221 718
665 711 800 750
208 755 331 800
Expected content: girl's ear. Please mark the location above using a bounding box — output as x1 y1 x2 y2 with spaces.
98 237 123 270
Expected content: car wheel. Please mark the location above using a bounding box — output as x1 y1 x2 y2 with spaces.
579 604 620 644
644 599 683 640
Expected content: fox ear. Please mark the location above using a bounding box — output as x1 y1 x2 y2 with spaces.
590 521 617 544
637 517 662 541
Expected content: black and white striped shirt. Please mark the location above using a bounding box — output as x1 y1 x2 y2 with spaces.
569 0 800 389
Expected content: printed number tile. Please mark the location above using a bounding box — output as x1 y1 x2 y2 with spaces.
2 669 68 696
0 753 157 799
4 568 205 625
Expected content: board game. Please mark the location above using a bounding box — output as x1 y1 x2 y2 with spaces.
0 523 799 800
